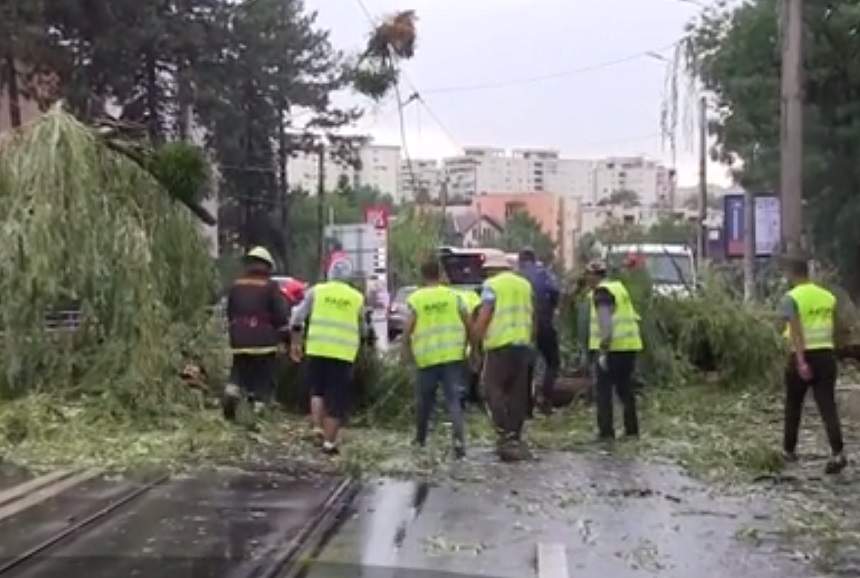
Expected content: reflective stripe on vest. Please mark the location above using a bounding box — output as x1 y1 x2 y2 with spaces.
484 272 533 350
306 281 364 362
589 280 643 352
783 283 836 351
408 286 467 368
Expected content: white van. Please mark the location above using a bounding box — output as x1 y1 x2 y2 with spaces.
606 244 696 297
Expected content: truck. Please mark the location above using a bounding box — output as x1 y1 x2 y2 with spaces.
605 243 696 297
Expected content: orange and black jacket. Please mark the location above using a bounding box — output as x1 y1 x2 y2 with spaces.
227 274 290 354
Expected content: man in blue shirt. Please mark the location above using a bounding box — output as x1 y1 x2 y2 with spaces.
518 248 561 415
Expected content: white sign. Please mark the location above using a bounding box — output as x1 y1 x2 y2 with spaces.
754 196 781 256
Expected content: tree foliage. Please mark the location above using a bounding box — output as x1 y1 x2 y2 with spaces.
389 209 443 288
598 189 641 208
0 0 415 270
0 108 215 406
491 211 556 264
685 0 860 291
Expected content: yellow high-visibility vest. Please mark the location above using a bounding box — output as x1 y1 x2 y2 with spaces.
407 286 467 368
456 289 482 316
484 272 533 350
783 283 836 351
306 281 364 362
589 280 643 352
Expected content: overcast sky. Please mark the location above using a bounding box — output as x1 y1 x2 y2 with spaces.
304 0 733 188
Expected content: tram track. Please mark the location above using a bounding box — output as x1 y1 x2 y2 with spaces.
0 467 357 578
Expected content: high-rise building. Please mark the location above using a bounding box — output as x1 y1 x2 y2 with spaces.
288 144 402 200
399 159 442 201
439 148 666 207
593 157 674 207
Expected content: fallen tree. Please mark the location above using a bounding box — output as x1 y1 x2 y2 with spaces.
0 106 222 415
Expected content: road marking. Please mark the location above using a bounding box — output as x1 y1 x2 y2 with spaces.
0 469 102 522
537 542 569 578
0 469 76 508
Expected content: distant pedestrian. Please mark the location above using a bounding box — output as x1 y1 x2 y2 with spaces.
404 259 471 458
780 257 847 474
585 260 643 440
518 248 561 415
290 262 366 456
224 246 290 421
472 253 534 462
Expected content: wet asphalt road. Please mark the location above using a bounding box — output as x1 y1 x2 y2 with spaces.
0 451 844 578
0 467 340 578
300 452 815 578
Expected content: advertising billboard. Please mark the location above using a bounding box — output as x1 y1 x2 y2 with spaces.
723 194 781 258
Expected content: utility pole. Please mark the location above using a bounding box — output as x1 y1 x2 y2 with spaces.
780 0 804 255
439 176 449 240
317 144 326 281
743 190 756 302
697 96 708 266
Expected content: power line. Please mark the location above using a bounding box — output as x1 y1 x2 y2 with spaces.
350 0 463 155
420 41 680 95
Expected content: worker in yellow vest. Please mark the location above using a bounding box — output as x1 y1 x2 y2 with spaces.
455 287 482 406
472 254 534 462
585 260 643 440
404 259 472 459
290 262 366 455
780 257 846 474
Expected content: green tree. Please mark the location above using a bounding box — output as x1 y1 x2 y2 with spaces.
492 212 556 264
645 216 697 245
389 209 442 288
598 189 641 207
684 0 860 290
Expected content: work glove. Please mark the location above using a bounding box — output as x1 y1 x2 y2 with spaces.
597 352 609 373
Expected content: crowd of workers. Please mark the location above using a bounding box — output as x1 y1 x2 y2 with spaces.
223 245 848 473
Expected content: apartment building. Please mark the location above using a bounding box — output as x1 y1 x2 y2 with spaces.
593 156 675 207
439 148 665 208
399 159 442 201
289 144 402 200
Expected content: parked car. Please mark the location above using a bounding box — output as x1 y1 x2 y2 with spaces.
387 285 417 341
271 276 307 306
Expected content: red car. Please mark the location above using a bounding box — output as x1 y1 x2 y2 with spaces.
272 276 307 306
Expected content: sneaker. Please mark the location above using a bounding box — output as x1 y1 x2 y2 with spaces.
253 401 265 416
825 453 847 475
322 442 340 456
453 445 466 460
782 450 799 464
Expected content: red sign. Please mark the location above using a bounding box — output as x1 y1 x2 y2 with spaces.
365 206 389 230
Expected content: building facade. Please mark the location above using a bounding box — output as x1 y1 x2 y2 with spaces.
593 156 674 207
288 144 402 200
439 148 668 208
399 159 442 201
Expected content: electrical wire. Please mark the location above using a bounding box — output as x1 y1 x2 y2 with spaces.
420 41 680 95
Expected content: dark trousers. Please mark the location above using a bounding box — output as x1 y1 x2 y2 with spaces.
230 354 276 402
526 326 561 415
415 361 466 448
595 352 638 439
483 346 531 441
536 326 560 401
784 350 844 455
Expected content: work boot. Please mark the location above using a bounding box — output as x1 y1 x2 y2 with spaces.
222 384 241 422
322 441 340 456
825 453 847 475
